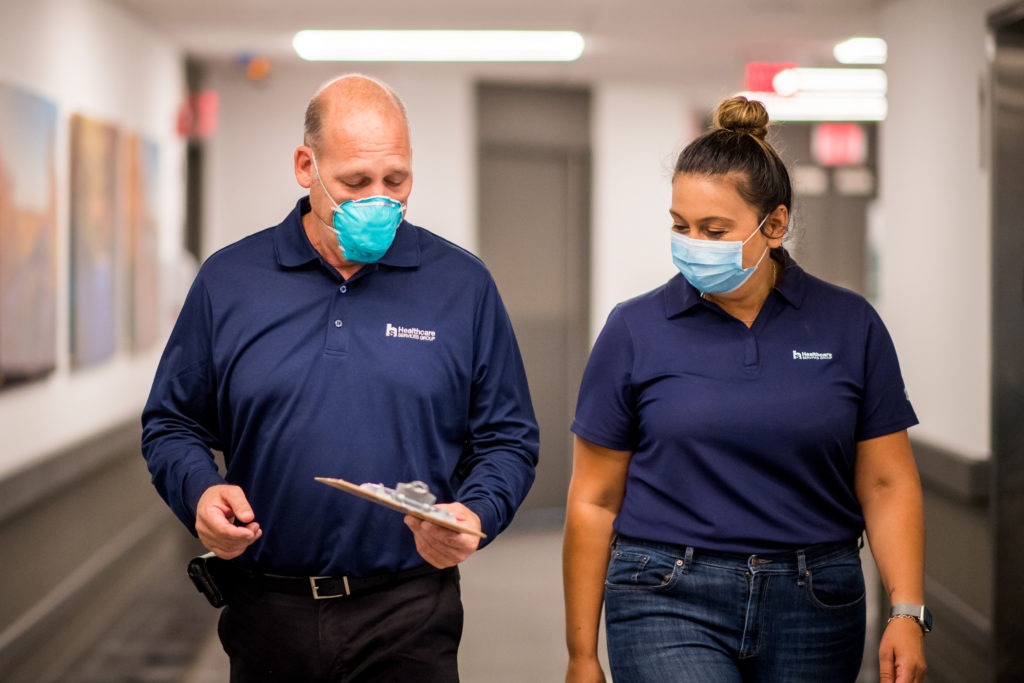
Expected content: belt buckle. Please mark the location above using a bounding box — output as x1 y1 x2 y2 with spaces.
309 575 351 599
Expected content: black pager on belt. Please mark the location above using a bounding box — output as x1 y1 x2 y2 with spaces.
187 552 231 608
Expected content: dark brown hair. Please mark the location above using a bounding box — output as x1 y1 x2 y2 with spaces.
673 96 791 223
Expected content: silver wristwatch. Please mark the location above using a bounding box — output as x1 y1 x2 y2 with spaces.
888 603 933 633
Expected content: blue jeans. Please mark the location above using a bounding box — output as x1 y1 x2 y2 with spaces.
604 536 865 682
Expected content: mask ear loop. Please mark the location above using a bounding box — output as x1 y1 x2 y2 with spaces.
742 212 771 245
749 243 770 271
740 212 772 272
309 151 343 212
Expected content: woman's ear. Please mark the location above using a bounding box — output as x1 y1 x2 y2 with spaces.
765 204 788 245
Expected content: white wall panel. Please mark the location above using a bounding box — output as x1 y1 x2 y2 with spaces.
0 0 186 477
879 0 1004 458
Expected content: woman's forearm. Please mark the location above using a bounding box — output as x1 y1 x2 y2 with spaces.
856 431 925 605
863 481 925 604
563 499 616 659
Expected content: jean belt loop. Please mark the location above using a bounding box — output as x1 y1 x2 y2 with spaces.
796 548 808 586
682 546 695 573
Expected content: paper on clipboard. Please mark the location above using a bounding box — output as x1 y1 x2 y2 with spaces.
314 477 487 538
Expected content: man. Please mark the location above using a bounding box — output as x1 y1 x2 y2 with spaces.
142 74 539 681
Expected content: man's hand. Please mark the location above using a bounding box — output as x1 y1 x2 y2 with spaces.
404 502 482 568
195 484 262 559
879 617 927 682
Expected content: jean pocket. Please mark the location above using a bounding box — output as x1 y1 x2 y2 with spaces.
806 560 865 609
605 546 680 591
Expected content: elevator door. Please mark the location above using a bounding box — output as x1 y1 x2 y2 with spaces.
477 85 591 514
990 4 1024 679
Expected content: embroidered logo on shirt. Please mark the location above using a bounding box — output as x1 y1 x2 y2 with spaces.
385 323 436 342
792 350 833 360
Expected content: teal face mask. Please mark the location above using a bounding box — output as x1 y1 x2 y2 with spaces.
311 153 405 263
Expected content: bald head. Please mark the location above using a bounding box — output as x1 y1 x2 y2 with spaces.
303 74 409 154
294 73 413 272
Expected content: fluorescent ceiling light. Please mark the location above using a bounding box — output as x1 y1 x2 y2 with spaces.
735 91 887 122
772 68 887 97
293 30 585 62
834 37 887 65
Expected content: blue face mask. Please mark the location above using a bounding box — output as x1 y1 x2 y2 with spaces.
671 214 770 294
311 153 405 263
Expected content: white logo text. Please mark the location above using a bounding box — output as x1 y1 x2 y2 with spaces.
792 350 833 360
386 323 436 342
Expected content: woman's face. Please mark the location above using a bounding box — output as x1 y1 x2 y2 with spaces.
669 172 783 269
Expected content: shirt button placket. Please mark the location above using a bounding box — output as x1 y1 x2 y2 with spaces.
742 333 759 370
325 284 350 355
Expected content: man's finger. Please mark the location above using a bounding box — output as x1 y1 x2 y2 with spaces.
220 487 255 523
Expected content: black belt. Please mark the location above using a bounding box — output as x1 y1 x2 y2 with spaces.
235 563 450 600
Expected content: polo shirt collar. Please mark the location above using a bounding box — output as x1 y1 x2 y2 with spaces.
274 196 421 270
663 249 808 318
664 273 703 318
772 250 807 309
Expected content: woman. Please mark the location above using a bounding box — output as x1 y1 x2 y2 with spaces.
563 96 927 682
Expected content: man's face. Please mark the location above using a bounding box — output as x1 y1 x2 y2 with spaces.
301 108 413 217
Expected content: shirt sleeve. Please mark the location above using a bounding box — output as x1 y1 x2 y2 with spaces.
571 305 639 452
454 277 539 543
141 274 228 533
856 306 919 441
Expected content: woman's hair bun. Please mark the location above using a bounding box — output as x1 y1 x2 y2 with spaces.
712 96 770 140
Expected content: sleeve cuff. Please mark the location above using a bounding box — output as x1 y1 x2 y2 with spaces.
462 498 500 548
181 468 230 529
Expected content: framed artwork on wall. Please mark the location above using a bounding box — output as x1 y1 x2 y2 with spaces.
121 133 160 352
69 113 119 369
0 83 58 390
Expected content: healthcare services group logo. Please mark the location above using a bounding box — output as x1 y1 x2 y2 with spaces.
791 349 833 360
385 323 436 342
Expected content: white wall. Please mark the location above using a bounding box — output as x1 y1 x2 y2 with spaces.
204 63 476 256
878 0 1004 459
590 83 699 340
0 0 186 477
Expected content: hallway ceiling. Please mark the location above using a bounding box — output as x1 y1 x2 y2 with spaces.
110 0 885 101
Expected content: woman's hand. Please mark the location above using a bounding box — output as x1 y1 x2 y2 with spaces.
878 616 927 682
566 653 607 683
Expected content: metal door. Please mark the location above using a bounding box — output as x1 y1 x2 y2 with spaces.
477 85 591 515
989 3 1024 679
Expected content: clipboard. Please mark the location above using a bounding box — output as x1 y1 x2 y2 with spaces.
314 477 487 538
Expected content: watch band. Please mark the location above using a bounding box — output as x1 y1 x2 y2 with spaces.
888 603 933 633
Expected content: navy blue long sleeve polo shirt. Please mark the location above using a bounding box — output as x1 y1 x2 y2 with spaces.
142 197 538 576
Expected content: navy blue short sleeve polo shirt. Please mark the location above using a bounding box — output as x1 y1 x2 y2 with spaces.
571 255 917 554
142 197 538 575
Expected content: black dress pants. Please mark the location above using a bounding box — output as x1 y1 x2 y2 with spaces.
217 567 463 682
